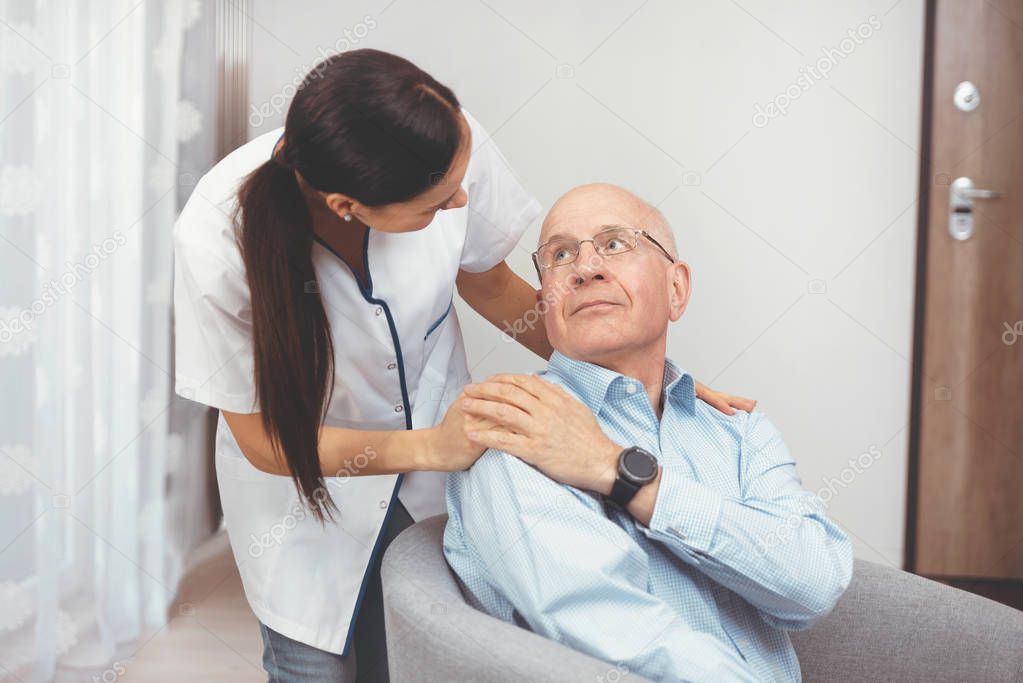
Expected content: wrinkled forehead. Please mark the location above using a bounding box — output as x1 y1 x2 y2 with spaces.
539 201 646 246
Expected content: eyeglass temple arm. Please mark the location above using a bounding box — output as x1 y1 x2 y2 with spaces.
641 232 675 263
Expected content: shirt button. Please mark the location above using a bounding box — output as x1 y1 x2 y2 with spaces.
626 383 637 394
379 500 388 509
394 404 404 413
375 307 383 316
386 361 397 370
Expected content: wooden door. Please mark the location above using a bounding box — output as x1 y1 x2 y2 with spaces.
910 0 1023 583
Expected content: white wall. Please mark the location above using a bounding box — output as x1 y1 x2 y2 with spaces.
247 0 924 567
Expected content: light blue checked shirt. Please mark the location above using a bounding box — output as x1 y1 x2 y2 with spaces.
444 351 853 682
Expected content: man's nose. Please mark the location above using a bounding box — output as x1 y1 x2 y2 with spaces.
569 241 609 283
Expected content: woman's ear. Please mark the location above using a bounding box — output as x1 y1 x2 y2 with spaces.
322 192 356 221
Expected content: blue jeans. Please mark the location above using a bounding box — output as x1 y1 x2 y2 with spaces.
259 501 414 682
260 622 354 683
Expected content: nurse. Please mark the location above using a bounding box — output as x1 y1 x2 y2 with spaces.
173 48 753 683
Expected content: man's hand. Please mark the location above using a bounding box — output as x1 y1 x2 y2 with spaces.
460 374 622 494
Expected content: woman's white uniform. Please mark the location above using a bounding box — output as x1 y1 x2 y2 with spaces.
172 109 541 655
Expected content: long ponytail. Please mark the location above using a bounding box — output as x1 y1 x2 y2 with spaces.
237 156 338 521
235 49 462 522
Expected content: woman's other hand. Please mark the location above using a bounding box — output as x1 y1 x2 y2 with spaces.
694 380 756 416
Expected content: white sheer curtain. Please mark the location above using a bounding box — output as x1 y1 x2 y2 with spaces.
0 1 215 680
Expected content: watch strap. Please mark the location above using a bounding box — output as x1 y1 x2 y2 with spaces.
608 473 642 507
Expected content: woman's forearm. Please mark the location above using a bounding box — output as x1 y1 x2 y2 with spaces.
222 409 450 477
456 261 554 360
317 424 444 477
497 271 554 359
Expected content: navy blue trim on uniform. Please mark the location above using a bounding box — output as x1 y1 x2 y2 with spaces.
424 298 453 339
312 230 411 657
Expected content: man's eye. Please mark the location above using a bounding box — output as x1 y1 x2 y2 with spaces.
552 248 574 262
604 238 628 252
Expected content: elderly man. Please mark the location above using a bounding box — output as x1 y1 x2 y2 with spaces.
443 183 852 682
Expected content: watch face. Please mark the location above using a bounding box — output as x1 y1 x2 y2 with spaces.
622 448 657 481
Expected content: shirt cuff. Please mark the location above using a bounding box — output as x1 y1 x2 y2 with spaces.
642 465 724 557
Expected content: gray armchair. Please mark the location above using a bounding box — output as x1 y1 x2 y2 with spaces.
381 515 1023 682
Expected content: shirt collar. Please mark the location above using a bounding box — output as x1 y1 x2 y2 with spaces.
545 350 697 414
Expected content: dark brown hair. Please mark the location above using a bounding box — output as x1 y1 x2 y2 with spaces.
235 49 461 521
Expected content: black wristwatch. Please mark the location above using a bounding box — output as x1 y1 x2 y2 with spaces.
607 446 658 508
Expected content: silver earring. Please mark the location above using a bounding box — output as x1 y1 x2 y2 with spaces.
343 214 352 222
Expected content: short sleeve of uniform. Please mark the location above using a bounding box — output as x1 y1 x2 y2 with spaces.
172 183 259 414
458 109 543 273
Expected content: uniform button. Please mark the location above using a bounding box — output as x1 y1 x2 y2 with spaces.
379 500 388 509
374 307 383 316
394 405 404 413
626 383 637 394
386 362 397 370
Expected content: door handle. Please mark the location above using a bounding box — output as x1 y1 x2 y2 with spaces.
949 176 1003 240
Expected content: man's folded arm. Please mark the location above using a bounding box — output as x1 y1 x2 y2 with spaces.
638 410 854 630
445 450 758 683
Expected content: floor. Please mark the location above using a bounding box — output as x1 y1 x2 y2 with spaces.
119 530 265 682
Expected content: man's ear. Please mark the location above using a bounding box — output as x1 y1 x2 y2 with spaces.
535 288 543 303
667 261 691 322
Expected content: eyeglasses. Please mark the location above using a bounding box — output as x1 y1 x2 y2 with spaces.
531 226 675 280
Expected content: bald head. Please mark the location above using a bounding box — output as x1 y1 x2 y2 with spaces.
540 183 677 258
535 182 691 375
